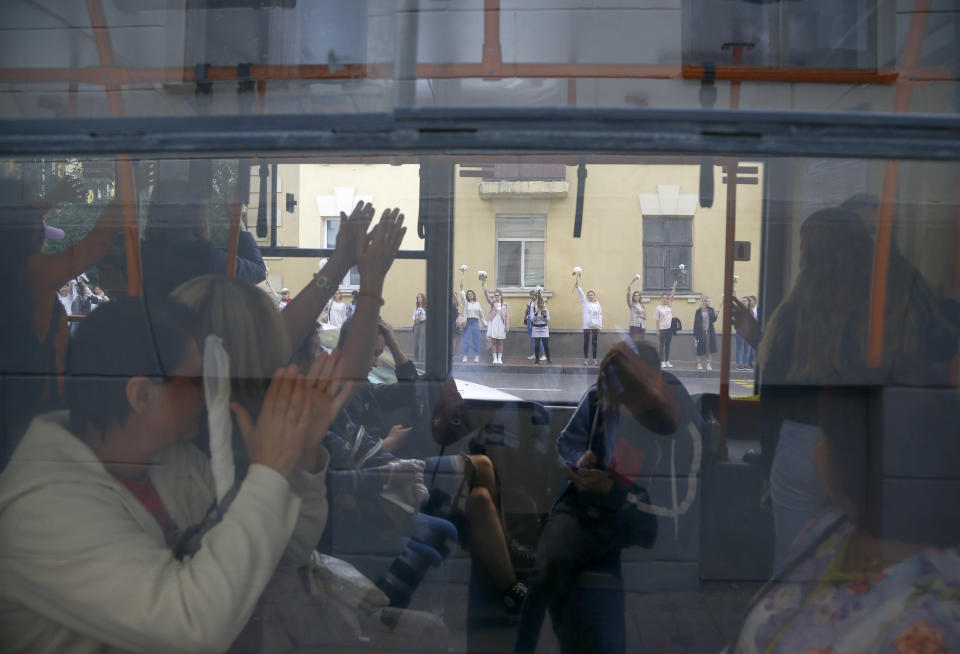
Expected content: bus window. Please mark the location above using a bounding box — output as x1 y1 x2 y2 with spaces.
1 2 959 654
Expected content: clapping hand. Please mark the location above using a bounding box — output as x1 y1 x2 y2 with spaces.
231 365 314 478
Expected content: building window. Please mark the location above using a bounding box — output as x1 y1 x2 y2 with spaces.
497 215 545 288
643 217 692 291
324 218 360 287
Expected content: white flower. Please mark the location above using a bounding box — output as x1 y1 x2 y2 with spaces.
635 273 642 281
535 285 544 294
572 266 582 276
477 270 488 282
733 274 741 284
459 264 468 272
678 264 685 270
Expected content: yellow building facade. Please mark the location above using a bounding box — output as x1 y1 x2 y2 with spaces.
258 162 763 335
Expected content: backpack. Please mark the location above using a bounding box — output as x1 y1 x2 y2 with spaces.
670 316 682 334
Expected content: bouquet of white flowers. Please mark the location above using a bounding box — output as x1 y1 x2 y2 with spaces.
478 270 488 283
459 264 468 273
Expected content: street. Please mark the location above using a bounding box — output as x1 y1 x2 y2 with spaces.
451 358 757 404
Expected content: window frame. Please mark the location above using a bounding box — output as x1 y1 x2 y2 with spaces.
495 214 546 290
642 215 693 293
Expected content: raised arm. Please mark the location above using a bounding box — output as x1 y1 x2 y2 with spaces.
282 201 374 351
38 197 123 292
576 282 587 305
626 287 633 310
483 285 494 307
669 279 677 302
339 208 406 386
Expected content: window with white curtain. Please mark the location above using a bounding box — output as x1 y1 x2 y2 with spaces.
497 215 545 288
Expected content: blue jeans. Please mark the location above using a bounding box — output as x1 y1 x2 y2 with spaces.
770 420 830 572
527 321 544 356
461 317 482 356
735 333 747 367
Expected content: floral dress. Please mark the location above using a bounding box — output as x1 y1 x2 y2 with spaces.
733 508 960 654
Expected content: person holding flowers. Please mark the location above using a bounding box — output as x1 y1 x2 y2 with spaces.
574 267 603 365
459 277 485 363
626 274 646 345
527 289 552 364
481 272 509 365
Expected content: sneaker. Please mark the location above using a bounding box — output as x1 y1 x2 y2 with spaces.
584 359 590 366
661 362 667 369
593 359 599 366
474 355 480 363
546 359 553 365
706 363 713 371
503 582 529 616
697 363 703 370
665 361 674 368
527 354 536 360
462 356 468 363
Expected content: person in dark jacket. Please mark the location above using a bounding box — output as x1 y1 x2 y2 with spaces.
141 179 266 300
693 296 718 371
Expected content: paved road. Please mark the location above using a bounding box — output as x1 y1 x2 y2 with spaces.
451 358 757 404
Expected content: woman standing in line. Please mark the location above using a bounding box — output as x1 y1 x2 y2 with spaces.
325 290 348 328
576 280 603 365
693 296 718 371
734 295 751 371
412 292 427 362
655 280 677 368
525 289 545 361
528 296 552 364
459 280 485 363
483 283 509 365
626 278 646 346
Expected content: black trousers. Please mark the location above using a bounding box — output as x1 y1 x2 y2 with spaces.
582 329 599 359
658 329 673 362
514 493 624 654
534 337 551 362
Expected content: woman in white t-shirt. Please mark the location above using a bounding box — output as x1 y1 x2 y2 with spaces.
654 280 677 368
412 292 427 362
325 290 348 328
575 281 603 365
459 281 486 363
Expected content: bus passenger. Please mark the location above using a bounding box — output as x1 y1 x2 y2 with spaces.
141 179 266 300
0 297 323 653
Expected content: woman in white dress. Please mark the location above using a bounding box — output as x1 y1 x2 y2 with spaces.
483 284 509 365
412 292 427 362
325 290 348 328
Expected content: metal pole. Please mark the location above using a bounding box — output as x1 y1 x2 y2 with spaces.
421 159 455 381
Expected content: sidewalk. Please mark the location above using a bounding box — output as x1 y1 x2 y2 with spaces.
448 355 757 377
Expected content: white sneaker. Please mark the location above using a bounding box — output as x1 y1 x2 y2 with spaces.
527 354 536 360
666 361 674 368
661 362 667 369
462 356 468 363
584 359 590 366
697 363 703 370
706 363 713 371
593 359 599 366
474 355 480 363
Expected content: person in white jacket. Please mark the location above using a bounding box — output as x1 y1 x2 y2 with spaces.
0 297 336 654
576 281 603 365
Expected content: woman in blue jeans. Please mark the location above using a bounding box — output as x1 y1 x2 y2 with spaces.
460 281 485 362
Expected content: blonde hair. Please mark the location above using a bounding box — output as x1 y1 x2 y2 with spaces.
172 274 292 414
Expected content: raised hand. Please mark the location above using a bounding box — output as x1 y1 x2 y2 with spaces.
231 365 314 477
730 296 762 348
329 201 375 272
356 207 406 289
